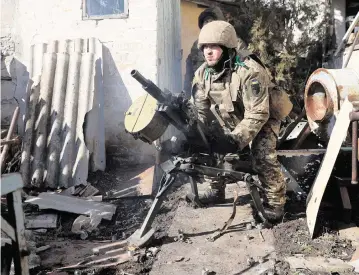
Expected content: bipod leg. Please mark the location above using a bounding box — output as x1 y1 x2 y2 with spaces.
185 176 203 208
244 174 272 227
128 173 177 247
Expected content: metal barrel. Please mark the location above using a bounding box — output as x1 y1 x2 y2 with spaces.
131 70 167 102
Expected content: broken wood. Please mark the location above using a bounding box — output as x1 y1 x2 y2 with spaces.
36 245 51 253
259 230 265 242
25 214 58 229
25 192 116 221
1 173 23 196
1 217 16 241
306 99 353 238
0 137 21 146
1 129 8 139
0 106 20 174
79 183 100 197
285 256 354 273
57 250 130 271
92 239 127 255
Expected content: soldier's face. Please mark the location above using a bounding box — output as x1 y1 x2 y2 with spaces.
203 45 223 66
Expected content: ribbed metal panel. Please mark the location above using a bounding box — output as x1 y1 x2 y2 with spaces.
21 38 106 189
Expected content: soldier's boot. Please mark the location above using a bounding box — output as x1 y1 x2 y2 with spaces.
197 181 226 205
262 190 286 223
263 203 284 222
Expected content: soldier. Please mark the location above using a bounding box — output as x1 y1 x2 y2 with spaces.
191 21 292 222
184 7 247 97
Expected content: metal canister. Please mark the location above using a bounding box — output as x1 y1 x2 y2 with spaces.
124 94 169 144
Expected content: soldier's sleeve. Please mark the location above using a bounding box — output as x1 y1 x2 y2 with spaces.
191 75 210 126
231 71 270 150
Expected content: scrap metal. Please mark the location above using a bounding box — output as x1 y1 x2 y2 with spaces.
304 67 359 140
21 38 106 189
206 190 240 242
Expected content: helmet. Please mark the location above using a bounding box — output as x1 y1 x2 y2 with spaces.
198 7 225 29
198 21 237 50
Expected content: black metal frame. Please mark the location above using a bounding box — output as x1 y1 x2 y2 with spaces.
128 156 270 247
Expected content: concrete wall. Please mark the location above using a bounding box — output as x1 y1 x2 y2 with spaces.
157 0 182 93
1 0 18 126
1 0 180 164
180 1 204 85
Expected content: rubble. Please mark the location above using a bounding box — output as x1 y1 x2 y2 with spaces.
25 214 58 229
174 256 184 262
25 192 116 221
71 214 102 239
36 245 51 253
285 256 354 273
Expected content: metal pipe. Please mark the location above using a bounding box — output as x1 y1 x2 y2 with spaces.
292 122 311 150
343 30 359 69
350 111 359 121
352 121 358 184
0 138 21 146
278 108 306 148
334 11 359 57
0 106 20 174
131 70 167 102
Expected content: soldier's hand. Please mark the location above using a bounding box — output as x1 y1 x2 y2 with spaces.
223 127 237 144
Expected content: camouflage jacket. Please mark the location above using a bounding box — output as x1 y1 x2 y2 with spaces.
191 55 271 150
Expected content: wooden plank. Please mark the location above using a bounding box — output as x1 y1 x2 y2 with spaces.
1 173 24 196
0 106 19 173
25 192 116 221
306 98 353 238
79 184 99 197
25 214 58 229
1 216 16 241
8 189 30 275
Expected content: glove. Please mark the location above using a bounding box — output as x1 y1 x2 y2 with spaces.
222 127 237 145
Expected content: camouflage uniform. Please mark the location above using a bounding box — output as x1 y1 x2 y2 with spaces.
192 21 289 213
183 7 247 97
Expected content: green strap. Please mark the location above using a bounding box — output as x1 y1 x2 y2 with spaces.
234 55 246 70
204 67 215 80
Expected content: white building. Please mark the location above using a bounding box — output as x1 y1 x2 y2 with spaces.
1 0 182 164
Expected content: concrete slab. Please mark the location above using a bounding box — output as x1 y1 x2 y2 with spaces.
150 183 276 275
285 256 354 273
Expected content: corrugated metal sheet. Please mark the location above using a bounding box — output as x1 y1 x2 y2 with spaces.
21 38 106 189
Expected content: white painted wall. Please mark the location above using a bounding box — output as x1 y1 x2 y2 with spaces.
3 0 181 163
1 0 17 126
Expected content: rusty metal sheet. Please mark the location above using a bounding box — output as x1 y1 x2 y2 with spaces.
21 38 105 189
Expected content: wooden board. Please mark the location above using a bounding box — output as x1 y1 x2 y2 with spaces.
1 173 24 196
306 98 353 238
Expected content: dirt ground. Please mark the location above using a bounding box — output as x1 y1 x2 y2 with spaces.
23 152 358 275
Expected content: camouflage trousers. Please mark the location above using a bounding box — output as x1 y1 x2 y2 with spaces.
203 119 286 207
251 118 286 207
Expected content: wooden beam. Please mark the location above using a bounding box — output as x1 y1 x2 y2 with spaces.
306 98 353 238
1 217 16 241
